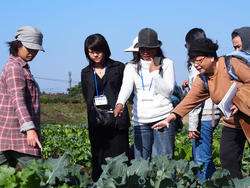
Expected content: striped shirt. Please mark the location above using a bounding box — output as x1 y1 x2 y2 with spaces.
0 55 41 156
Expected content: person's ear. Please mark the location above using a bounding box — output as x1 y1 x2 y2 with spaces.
210 57 215 62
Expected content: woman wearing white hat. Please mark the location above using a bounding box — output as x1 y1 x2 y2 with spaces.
0 26 44 169
124 36 139 60
114 28 176 160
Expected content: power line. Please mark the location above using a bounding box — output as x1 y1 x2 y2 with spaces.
34 76 79 83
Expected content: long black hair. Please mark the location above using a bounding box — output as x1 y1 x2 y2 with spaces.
84 34 111 67
7 40 23 56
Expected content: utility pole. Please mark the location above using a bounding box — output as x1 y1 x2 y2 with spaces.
68 72 72 88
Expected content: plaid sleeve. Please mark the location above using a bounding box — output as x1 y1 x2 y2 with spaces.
6 65 35 131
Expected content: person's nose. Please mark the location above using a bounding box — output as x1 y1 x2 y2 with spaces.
193 63 199 68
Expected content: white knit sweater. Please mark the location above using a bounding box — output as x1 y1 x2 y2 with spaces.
116 58 175 125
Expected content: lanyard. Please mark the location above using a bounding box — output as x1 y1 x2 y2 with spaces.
140 69 153 91
94 67 107 97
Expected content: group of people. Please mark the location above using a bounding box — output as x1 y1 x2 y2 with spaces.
75 27 250 181
0 25 249 182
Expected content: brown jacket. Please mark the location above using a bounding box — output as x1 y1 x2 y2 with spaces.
173 57 250 131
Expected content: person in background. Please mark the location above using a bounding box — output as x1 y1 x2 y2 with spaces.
152 37 250 179
81 34 130 181
123 36 139 159
114 28 176 160
182 28 221 180
124 36 139 60
0 26 44 169
230 26 250 60
232 28 243 51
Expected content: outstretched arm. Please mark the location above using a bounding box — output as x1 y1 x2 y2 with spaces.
152 113 177 129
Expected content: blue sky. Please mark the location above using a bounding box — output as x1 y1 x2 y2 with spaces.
0 0 249 93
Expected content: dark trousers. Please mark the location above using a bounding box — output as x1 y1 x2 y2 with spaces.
0 150 39 169
220 126 246 179
88 126 129 182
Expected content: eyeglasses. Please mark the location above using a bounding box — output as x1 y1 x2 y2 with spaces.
191 56 206 66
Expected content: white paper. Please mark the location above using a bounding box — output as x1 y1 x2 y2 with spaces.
218 82 238 118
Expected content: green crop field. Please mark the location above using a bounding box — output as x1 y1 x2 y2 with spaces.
0 94 248 187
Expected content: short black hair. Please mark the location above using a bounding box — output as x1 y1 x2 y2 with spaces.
231 31 239 40
84 34 111 67
7 40 23 56
185 28 206 68
185 28 206 45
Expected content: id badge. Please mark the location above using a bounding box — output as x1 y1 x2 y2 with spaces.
94 95 108 106
141 91 154 101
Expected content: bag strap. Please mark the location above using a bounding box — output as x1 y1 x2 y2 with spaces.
224 56 235 80
224 55 245 82
199 74 209 92
224 55 232 69
211 102 215 127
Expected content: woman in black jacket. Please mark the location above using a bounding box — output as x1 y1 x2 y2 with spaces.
81 34 130 181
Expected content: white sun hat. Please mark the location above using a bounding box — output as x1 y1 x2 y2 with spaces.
124 36 139 52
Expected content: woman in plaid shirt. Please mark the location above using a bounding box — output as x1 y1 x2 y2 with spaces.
0 26 44 169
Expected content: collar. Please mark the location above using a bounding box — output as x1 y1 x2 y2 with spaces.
9 55 29 69
140 59 151 69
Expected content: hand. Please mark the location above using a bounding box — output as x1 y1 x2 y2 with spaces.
149 58 161 72
230 105 238 116
189 130 200 139
182 80 189 90
152 113 176 129
27 129 42 149
114 103 123 117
